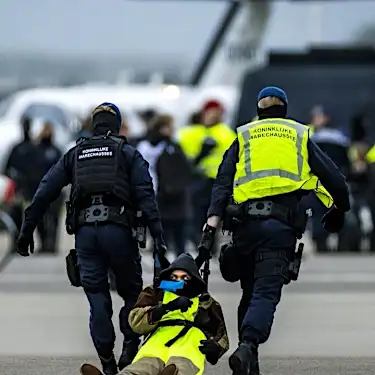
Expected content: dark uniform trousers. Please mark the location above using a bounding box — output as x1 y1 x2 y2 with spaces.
75 224 142 358
233 218 296 345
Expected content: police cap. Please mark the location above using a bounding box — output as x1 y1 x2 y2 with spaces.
92 102 122 124
257 86 288 105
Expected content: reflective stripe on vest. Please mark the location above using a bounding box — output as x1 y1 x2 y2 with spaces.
234 119 307 187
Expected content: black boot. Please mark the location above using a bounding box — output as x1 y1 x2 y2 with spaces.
118 339 140 370
99 354 118 375
229 342 254 375
250 346 261 375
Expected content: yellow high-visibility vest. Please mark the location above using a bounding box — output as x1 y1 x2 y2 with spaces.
365 145 375 164
233 118 333 208
178 123 236 179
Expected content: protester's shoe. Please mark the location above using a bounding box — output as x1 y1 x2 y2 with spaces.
80 363 104 375
158 364 179 375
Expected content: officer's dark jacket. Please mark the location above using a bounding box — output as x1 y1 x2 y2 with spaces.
207 116 351 219
20 135 163 239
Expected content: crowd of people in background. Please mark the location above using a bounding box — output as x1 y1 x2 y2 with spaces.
5 98 375 256
4 117 62 254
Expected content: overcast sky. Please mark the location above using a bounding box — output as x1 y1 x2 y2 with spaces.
0 0 374 62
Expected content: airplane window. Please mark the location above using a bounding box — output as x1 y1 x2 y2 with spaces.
0 94 16 118
22 103 70 127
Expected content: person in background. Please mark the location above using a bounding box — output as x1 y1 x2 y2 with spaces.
79 114 94 139
187 111 202 126
4 117 43 202
35 122 63 254
308 105 351 253
178 100 236 253
65 113 94 153
4 117 44 251
138 115 191 257
180 111 203 247
130 108 158 147
119 119 130 138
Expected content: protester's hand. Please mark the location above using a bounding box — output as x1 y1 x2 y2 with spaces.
16 233 34 257
165 296 192 312
321 206 345 233
199 339 221 365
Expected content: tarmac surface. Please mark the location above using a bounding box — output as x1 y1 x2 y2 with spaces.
0 229 375 375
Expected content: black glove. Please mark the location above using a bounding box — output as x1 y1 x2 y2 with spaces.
199 339 221 365
150 296 193 323
198 224 216 261
194 138 217 166
165 296 193 313
321 206 345 233
200 138 217 158
149 304 167 323
16 232 34 257
154 236 167 257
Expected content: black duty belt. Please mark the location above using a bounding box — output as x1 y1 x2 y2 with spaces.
246 200 292 226
148 319 198 347
78 205 128 226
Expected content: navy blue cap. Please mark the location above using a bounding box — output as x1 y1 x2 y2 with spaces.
257 86 288 105
92 102 122 124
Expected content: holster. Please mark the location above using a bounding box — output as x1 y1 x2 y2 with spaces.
254 242 304 285
65 201 77 235
223 203 247 231
288 242 304 281
65 249 81 287
134 210 147 248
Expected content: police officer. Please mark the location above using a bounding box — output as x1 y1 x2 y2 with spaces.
16 103 167 375
198 87 350 375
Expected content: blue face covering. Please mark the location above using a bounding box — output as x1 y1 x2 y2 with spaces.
159 280 185 292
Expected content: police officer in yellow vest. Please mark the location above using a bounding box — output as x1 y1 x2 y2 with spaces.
178 100 236 248
80 253 229 375
197 86 350 375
